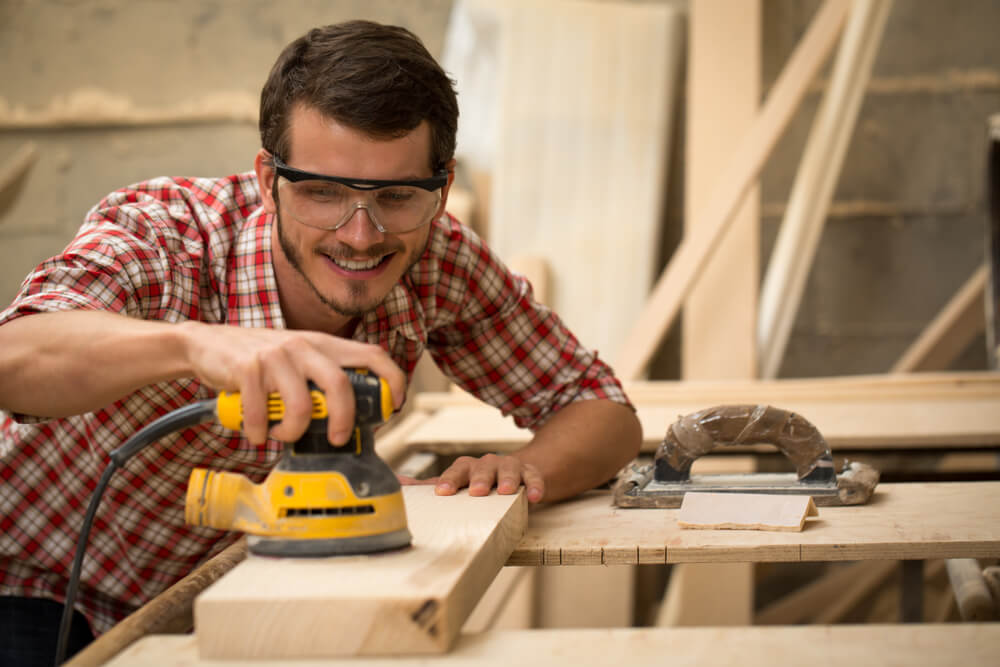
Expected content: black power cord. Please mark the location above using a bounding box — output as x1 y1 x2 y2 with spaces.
54 399 216 666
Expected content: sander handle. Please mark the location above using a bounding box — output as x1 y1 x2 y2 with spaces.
213 369 393 432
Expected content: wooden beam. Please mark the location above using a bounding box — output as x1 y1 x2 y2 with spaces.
892 264 988 373
757 0 893 378
415 371 1000 410
682 0 760 379
193 487 527 659
110 624 1000 665
404 390 1000 454
945 558 997 621
656 563 753 626
507 482 1000 566
615 0 850 380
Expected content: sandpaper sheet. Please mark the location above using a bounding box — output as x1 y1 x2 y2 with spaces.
677 492 819 532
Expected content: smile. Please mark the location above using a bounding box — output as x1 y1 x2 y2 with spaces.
326 253 394 273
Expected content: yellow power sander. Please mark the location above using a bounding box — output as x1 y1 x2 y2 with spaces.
184 369 412 557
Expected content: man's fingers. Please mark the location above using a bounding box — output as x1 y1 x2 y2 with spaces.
435 456 474 496
496 456 524 495
238 360 269 445
521 462 545 503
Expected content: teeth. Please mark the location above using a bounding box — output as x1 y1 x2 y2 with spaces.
332 256 384 271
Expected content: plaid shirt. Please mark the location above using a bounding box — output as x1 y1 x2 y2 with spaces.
0 172 629 634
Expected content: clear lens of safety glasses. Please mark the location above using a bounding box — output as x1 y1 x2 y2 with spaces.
279 178 442 234
269 155 448 234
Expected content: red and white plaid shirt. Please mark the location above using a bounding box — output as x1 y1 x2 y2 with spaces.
0 172 629 634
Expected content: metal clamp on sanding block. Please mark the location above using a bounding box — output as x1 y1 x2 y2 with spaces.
612 404 879 508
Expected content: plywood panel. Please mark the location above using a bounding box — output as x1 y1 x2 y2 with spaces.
489 0 683 358
193 487 526 659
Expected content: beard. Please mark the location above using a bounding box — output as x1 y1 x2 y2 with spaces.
275 208 423 319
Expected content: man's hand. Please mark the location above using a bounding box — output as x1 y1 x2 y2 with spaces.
179 321 406 446
0 311 406 448
430 454 545 503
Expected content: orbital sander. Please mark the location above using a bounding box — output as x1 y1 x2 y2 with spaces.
184 369 411 557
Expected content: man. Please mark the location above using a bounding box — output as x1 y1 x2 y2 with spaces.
0 20 641 663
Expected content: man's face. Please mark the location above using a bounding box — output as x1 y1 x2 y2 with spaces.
259 105 451 325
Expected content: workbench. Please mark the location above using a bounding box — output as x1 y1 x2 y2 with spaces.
508 482 1000 565
92 481 1000 665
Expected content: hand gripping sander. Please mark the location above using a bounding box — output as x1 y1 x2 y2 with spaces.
184 370 412 557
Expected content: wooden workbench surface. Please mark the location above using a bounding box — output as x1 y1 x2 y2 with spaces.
109 624 1000 665
508 482 1000 565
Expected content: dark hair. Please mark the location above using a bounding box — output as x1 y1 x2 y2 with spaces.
259 20 458 171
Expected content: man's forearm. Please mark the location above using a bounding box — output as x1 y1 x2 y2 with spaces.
0 310 192 418
514 399 642 503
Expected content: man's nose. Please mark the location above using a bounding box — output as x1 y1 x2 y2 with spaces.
336 204 385 243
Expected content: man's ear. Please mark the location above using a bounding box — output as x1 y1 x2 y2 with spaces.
435 158 458 221
254 149 278 214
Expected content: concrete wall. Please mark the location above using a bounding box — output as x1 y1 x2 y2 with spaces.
2 0 997 378
761 0 1000 375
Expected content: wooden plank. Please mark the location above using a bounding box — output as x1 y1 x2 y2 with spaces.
489 0 683 360
892 264 988 373
758 0 893 378
615 0 850 379
415 371 1000 410
110 624 1000 666
945 558 996 621
462 567 535 633
656 563 754 626
507 482 1000 566
403 392 1000 454
193 487 527 659
682 0 760 379
678 0 761 632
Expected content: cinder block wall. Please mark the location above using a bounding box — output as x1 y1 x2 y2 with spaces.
1 0 997 378
760 0 1000 376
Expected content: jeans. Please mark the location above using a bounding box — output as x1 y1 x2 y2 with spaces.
0 597 94 667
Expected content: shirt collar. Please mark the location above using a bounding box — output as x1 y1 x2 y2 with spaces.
226 208 286 330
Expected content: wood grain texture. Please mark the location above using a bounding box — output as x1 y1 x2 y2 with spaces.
193 487 526 659
507 483 1000 565
110 624 1000 666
